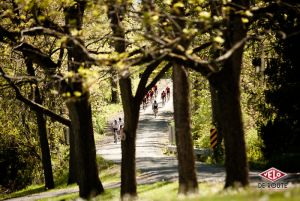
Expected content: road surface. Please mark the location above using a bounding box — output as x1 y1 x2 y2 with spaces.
97 79 232 184
6 79 298 201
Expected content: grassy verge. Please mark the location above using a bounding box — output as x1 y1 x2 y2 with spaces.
37 182 300 201
0 155 118 201
0 185 45 200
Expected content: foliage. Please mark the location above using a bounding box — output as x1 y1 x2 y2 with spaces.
93 103 123 135
256 3 300 172
0 0 299 196
0 133 38 192
190 73 212 148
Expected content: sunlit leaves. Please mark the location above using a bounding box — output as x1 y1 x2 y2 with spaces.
213 36 224 44
198 11 211 20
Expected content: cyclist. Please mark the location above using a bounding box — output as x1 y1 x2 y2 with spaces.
142 96 147 109
118 117 125 141
152 100 158 118
154 84 158 97
161 90 166 106
166 86 170 100
111 119 119 143
150 89 154 102
146 91 150 103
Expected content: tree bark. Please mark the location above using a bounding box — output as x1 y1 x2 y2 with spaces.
119 78 139 197
170 0 198 194
208 0 224 163
25 57 54 189
110 69 119 103
209 0 250 187
209 83 223 163
35 88 55 189
107 1 139 197
64 2 104 197
67 94 104 198
173 64 198 194
67 127 77 184
211 70 249 187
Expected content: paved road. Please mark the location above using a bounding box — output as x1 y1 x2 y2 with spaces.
6 79 298 201
97 79 231 185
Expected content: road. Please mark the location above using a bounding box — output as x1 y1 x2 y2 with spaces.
6 79 298 201
97 79 232 184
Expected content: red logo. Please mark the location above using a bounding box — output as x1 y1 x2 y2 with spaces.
259 167 287 182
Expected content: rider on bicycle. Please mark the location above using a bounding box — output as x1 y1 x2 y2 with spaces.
152 100 158 117
161 90 166 105
166 86 170 100
112 119 119 143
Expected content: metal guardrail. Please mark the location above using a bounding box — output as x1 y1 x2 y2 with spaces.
167 145 211 157
167 125 212 161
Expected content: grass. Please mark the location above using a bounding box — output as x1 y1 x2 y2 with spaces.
0 184 45 200
36 182 300 201
0 155 118 201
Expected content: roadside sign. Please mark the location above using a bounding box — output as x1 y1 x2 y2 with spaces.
210 128 217 149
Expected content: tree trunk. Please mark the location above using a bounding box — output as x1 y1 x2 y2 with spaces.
107 2 140 197
67 93 104 198
173 64 198 194
119 78 139 198
110 69 119 103
209 83 223 163
212 70 249 187
25 57 54 189
67 127 77 184
209 0 249 186
207 0 249 187
64 2 104 197
35 90 55 189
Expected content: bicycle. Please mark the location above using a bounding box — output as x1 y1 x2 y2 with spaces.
153 108 158 118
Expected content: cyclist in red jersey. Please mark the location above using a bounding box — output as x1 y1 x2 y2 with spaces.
154 84 158 96
166 86 170 100
142 97 147 109
150 89 154 102
146 92 150 103
161 90 166 106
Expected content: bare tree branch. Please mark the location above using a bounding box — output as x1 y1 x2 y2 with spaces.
14 43 58 70
0 67 71 127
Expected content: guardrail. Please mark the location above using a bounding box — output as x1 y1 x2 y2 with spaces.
167 145 212 161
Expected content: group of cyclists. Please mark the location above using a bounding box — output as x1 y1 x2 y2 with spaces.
111 84 171 142
160 86 170 106
142 85 158 109
142 84 171 117
111 117 124 143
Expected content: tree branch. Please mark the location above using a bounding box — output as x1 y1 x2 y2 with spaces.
144 62 172 96
0 67 71 127
14 43 58 70
135 60 162 100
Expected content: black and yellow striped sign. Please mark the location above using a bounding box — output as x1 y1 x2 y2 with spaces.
210 128 217 149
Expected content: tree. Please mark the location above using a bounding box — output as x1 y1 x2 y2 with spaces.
24 58 54 189
64 1 104 197
143 0 250 188
208 0 250 187
257 0 300 172
0 0 105 197
107 1 171 197
171 0 198 194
